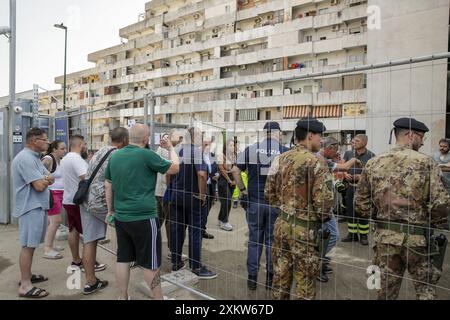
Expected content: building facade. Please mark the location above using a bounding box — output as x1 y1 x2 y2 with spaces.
39 0 449 154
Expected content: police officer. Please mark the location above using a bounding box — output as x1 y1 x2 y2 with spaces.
265 118 334 300
232 121 289 290
355 118 450 300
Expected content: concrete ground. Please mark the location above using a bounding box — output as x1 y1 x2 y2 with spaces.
1 202 449 300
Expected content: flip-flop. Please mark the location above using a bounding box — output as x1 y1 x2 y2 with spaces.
18 274 48 286
43 250 63 260
19 287 49 299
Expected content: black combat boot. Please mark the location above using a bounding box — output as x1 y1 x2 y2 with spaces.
341 233 359 242
317 270 329 282
359 234 369 246
265 272 273 290
247 274 257 290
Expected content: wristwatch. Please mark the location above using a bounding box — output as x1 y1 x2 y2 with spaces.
44 175 49 181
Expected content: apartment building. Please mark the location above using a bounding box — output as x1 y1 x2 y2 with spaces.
39 0 449 153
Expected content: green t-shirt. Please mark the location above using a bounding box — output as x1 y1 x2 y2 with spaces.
105 145 172 222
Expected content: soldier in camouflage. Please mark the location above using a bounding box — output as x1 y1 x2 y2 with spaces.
355 117 450 300
265 118 334 300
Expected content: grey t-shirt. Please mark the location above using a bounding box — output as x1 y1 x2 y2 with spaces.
12 148 50 217
433 152 450 190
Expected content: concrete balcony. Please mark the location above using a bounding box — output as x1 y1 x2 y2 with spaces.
313 32 367 54
119 15 162 39
237 0 284 20
88 42 135 63
97 58 135 73
155 89 366 115
341 3 367 22
163 1 206 23
135 33 164 49
96 91 134 104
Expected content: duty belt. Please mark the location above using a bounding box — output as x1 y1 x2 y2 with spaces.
376 222 427 236
279 211 322 230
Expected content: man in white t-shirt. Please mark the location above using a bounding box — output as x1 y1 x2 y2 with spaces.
60 135 89 270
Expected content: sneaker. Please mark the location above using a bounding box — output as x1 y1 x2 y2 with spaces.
202 231 215 239
69 261 83 272
192 266 218 280
79 262 107 273
247 274 257 290
219 222 233 231
172 262 186 272
317 271 329 283
167 252 188 261
53 246 65 252
341 233 359 243
322 263 333 274
83 278 109 295
359 234 369 246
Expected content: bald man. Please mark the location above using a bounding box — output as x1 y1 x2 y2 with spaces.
105 124 180 300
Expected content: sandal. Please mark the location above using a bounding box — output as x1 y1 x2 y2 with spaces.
43 250 63 260
19 287 49 299
18 274 48 286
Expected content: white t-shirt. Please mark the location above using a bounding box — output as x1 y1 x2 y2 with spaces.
155 147 169 197
60 152 88 205
42 155 64 191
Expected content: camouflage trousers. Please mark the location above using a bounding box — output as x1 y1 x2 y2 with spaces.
271 218 320 300
373 243 441 300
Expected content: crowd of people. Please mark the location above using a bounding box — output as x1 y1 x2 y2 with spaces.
11 118 450 300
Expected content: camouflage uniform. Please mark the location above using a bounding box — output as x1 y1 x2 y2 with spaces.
355 146 450 300
265 145 334 300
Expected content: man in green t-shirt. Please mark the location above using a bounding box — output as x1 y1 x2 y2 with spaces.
105 124 180 300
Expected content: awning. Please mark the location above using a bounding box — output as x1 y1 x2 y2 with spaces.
283 105 342 119
283 106 310 119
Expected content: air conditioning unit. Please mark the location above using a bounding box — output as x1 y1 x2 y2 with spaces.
241 43 248 48
284 88 292 95
189 33 195 39
212 28 219 34
246 86 253 91
267 14 274 20
361 20 367 26
255 17 262 24
188 73 194 78
223 67 231 72
193 13 200 20
240 65 247 70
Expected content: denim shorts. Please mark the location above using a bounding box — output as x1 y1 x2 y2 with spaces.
19 208 47 248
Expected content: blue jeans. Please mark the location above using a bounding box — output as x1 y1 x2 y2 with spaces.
170 195 203 270
246 201 279 276
323 214 339 255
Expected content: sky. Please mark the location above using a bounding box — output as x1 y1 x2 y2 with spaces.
0 0 149 98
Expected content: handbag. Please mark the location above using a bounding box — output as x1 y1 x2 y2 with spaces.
49 190 54 209
73 148 116 205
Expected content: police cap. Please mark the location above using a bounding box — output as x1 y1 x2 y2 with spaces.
295 118 326 134
263 121 281 131
393 118 429 133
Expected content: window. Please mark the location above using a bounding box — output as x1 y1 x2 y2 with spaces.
230 92 238 100
183 97 190 104
184 58 191 64
265 111 271 120
265 89 273 97
320 36 327 41
224 111 230 122
306 35 313 42
318 58 328 67
319 8 329 15
166 114 172 124
225 5 230 13
304 60 313 68
348 55 364 64
201 76 209 81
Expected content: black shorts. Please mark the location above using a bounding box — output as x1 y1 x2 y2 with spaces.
115 218 161 270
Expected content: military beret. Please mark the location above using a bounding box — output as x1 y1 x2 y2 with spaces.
263 121 281 131
393 118 429 133
295 118 326 133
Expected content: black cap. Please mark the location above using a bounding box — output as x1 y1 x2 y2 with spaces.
263 121 281 131
389 117 430 144
295 118 326 133
393 118 429 133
